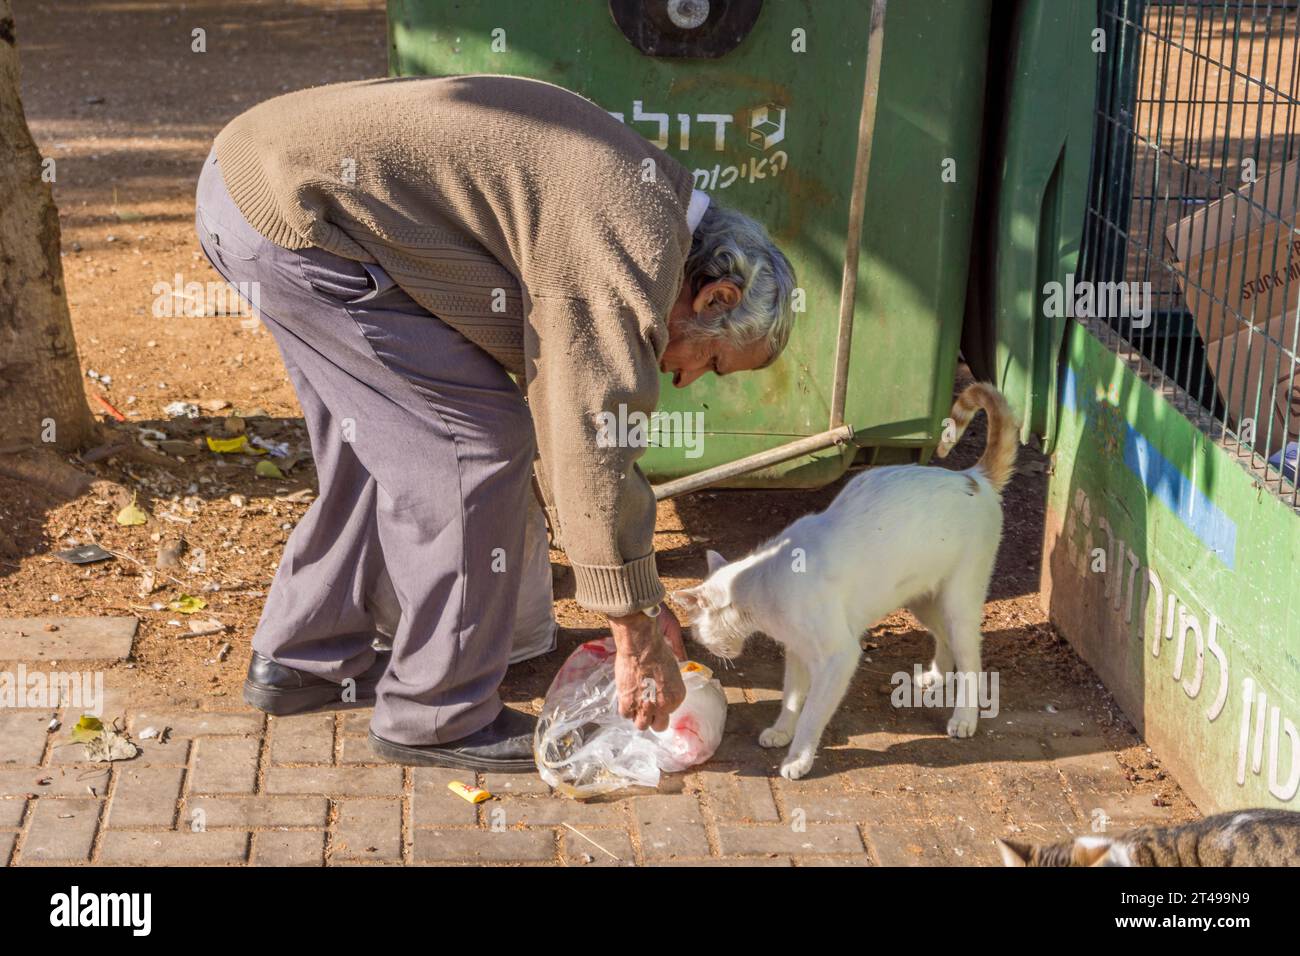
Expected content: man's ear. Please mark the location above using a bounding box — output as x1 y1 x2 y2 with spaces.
705 548 728 576
692 279 742 316
996 838 1032 867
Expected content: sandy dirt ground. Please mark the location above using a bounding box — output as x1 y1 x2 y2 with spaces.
1 0 1197 846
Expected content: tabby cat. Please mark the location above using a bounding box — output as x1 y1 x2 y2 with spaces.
998 809 1300 866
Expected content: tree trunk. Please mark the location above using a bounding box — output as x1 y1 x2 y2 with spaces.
0 0 94 456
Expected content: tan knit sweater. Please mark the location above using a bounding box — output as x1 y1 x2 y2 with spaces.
214 75 696 616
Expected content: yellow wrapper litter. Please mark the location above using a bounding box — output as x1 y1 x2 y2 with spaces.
205 434 265 455
448 781 491 803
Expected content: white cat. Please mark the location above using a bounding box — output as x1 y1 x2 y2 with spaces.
675 383 1019 780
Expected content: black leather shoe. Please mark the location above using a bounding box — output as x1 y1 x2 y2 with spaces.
367 707 536 772
243 650 388 716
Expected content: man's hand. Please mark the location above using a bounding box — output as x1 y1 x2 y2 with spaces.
658 602 687 660
609 609 687 732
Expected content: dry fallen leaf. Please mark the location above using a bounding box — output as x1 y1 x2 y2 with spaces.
115 499 148 526
70 715 104 743
84 727 139 763
168 594 207 614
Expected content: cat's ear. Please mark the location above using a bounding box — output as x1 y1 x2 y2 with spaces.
1072 836 1113 867
705 549 728 575
673 585 705 616
996 838 1032 867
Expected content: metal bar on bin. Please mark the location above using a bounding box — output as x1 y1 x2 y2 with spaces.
831 0 887 428
651 0 886 500
653 426 855 501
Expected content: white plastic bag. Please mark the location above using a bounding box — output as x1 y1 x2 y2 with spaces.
533 637 727 798
369 494 557 663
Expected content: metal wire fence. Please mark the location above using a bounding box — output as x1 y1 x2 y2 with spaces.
1081 0 1300 507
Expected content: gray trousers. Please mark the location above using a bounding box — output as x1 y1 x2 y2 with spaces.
194 150 534 745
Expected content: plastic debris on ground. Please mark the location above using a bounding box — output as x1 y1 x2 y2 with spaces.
534 637 727 799
163 400 200 419
249 435 290 457
53 544 115 565
205 434 263 455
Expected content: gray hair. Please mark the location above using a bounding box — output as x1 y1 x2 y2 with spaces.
683 203 796 365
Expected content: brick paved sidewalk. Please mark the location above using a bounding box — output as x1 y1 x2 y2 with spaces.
0 678 1180 867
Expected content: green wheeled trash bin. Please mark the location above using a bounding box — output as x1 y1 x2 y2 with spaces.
387 0 1097 492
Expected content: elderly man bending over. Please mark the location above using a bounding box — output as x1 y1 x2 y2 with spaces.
194 74 795 771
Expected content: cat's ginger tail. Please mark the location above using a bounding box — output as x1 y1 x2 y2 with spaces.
934 382 1020 493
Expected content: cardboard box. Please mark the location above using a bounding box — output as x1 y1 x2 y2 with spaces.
1165 160 1300 455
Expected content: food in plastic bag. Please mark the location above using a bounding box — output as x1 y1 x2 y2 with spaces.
533 638 727 797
